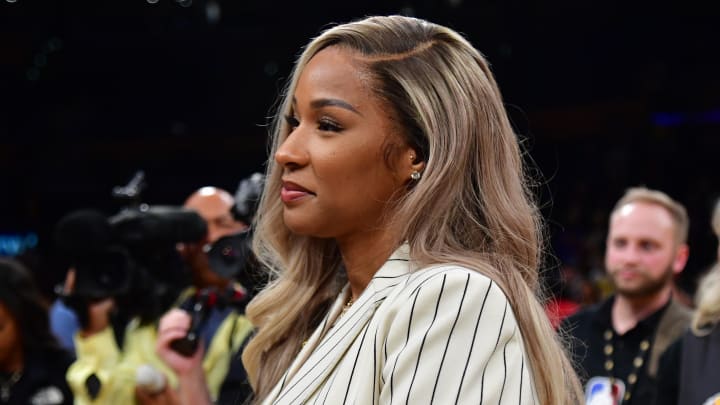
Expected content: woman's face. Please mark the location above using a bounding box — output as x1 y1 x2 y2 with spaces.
275 46 416 240
0 302 21 371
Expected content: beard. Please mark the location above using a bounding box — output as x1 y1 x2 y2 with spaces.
610 264 675 299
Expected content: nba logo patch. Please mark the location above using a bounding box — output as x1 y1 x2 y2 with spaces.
585 376 626 405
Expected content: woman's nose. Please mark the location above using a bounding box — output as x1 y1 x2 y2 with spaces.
275 130 308 170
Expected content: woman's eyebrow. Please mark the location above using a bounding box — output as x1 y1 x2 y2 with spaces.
291 96 362 116
310 98 362 116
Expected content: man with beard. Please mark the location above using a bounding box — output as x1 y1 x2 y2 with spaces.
561 187 692 405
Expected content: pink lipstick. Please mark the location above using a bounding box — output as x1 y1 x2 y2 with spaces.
281 181 314 203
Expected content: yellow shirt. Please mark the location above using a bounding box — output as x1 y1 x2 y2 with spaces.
67 312 253 404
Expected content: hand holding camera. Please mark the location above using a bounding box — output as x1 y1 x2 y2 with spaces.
166 286 247 357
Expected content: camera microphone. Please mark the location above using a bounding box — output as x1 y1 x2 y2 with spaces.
135 364 166 394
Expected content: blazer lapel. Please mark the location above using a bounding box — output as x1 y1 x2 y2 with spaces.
268 245 413 405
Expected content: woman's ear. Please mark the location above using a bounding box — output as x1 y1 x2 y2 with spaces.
405 149 425 182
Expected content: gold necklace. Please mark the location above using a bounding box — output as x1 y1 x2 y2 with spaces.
340 296 354 317
302 296 355 348
603 329 651 403
0 370 22 402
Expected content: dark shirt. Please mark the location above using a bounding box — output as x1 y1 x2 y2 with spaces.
658 324 720 405
216 330 254 405
1 348 74 405
560 296 671 405
656 337 681 405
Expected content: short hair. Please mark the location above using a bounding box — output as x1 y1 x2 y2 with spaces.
610 186 689 244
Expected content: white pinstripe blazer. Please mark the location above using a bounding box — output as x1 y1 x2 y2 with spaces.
262 245 538 404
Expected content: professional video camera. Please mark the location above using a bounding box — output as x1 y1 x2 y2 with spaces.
53 171 208 328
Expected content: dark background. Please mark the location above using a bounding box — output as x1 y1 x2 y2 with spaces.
1 0 719 299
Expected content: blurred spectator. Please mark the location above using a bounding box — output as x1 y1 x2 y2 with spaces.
143 181 266 405
134 185 257 404
561 187 692 405
175 187 250 351
656 198 720 405
0 258 74 405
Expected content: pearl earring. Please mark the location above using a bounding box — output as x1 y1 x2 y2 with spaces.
410 171 421 181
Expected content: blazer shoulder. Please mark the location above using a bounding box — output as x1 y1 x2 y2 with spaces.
395 264 508 309
408 264 497 287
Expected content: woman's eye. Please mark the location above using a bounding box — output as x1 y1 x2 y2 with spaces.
318 119 342 132
284 115 300 129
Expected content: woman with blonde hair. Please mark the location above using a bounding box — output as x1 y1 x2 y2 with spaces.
657 199 720 405
691 200 720 336
242 15 582 404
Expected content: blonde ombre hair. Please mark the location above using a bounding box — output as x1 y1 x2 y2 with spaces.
691 199 720 335
242 15 582 403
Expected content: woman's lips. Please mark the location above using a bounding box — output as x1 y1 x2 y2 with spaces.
281 181 314 202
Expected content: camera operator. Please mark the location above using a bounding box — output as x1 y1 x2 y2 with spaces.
137 187 254 402
144 175 265 405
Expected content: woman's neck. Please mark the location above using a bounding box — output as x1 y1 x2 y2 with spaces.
337 228 399 301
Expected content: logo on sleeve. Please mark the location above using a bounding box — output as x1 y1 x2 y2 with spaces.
585 376 626 405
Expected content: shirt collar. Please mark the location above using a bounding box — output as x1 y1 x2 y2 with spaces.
593 294 673 336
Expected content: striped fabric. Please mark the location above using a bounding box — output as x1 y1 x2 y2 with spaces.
263 245 538 404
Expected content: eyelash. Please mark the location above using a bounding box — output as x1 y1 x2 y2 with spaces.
284 115 343 133
284 115 299 129
318 118 343 132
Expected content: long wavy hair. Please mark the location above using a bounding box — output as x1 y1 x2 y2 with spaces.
242 15 582 404
0 258 63 359
691 199 720 335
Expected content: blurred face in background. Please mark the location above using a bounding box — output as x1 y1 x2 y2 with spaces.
605 202 688 299
182 187 248 289
0 302 22 371
184 187 247 244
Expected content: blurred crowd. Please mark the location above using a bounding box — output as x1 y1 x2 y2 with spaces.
3 180 720 405
1 173 265 405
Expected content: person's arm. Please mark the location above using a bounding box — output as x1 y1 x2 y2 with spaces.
381 268 535 404
49 299 80 353
66 298 128 405
655 336 682 405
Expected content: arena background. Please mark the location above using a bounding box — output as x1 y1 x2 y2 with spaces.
1 0 718 301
